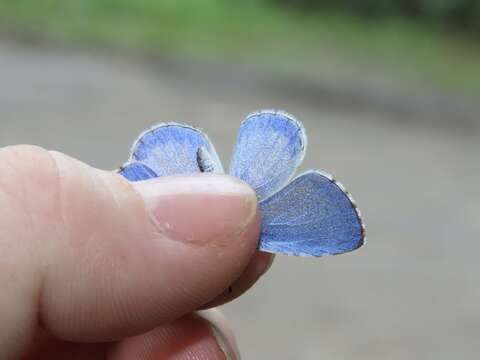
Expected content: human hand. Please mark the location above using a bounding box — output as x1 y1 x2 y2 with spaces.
0 146 273 359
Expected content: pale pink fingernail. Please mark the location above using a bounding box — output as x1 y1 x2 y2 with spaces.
133 174 257 245
210 323 240 360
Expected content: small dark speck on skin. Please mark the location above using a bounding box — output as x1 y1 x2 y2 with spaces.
228 286 233 294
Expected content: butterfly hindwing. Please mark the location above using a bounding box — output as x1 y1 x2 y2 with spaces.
259 171 365 257
119 162 157 182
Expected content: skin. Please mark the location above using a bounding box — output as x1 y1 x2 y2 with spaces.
0 145 274 359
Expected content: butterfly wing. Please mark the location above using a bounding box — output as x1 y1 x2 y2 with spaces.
259 171 365 257
127 123 223 177
119 162 157 182
229 110 306 200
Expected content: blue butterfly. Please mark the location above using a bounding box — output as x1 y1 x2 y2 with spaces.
119 110 365 257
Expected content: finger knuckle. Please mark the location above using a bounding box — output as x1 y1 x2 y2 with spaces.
0 145 63 231
0 145 60 191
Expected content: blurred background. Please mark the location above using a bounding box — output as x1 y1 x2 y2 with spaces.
1 1 479 359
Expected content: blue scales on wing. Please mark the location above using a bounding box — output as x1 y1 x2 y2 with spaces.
129 123 223 177
259 171 365 257
229 110 306 201
119 162 158 182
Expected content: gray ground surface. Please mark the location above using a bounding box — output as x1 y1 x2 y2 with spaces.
1 40 479 359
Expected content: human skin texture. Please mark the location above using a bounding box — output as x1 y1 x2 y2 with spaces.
0 145 272 359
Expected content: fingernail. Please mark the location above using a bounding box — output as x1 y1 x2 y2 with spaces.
198 309 241 360
133 174 257 245
210 323 240 360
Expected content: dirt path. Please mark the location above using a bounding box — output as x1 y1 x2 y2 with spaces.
1 40 479 360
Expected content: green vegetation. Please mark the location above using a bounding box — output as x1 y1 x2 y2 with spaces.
276 0 480 32
1 0 480 97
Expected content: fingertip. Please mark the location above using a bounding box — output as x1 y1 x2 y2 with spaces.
198 308 240 360
109 313 233 360
39 172 261 342
200 251 274 309
133 173 258 248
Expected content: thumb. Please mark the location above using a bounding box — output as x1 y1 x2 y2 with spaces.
0 146 259 349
